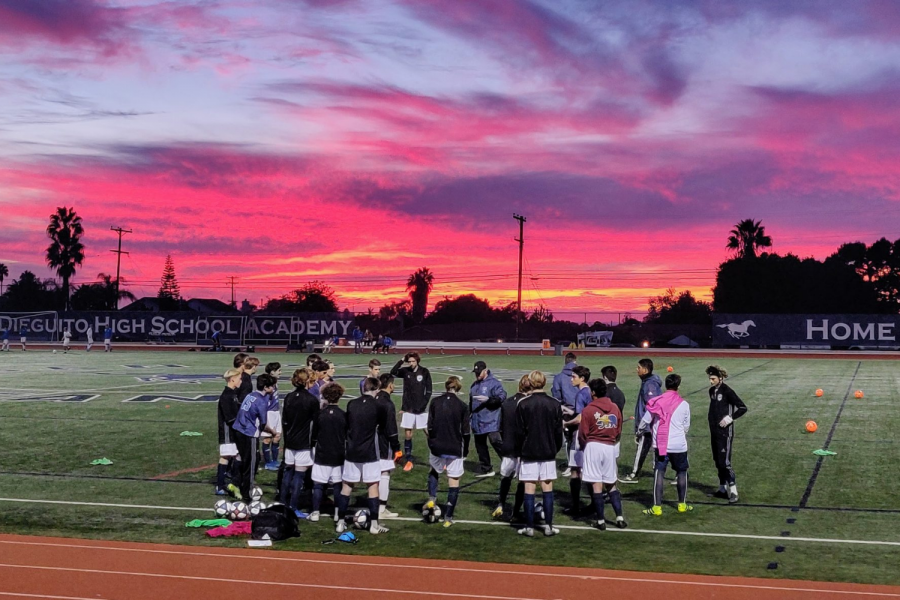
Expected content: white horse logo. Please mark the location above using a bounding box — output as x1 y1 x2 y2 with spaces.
717 320 756 339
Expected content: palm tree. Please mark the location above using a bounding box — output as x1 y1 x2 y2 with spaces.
406 267 434 323
97 272 136 309
727 219 772 259
0 263 8 296
46 207 85 310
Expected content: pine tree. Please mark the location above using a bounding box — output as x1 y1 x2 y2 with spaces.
157 254 181 310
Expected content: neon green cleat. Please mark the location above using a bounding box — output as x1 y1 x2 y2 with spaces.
677 503 694 513
642 505 662 516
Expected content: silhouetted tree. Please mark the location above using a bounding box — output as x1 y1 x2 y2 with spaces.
72 272 136 310
2 270 59 311
0 263 7 296
406 267 434 323
646 289 712 324
727 219 772 259
830 238 900 311
263 281 339 313
46 207 85 310
157 255 182 311
427 294 499 324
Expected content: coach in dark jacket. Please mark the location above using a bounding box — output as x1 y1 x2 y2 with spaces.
469 361 507 476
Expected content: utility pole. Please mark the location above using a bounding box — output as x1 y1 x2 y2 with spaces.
227 276 238 308
513 213 526 341
110 226 132 310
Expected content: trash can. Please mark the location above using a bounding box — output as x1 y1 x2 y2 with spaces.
555 344 564 356
304 340 315 353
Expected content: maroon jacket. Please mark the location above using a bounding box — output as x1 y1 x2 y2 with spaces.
578 396 622 447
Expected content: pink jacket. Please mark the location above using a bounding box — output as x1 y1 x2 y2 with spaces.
644 390 685 456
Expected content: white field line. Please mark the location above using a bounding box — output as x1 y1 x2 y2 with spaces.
1 497 899 548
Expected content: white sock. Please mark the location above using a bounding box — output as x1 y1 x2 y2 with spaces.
379 473 390 503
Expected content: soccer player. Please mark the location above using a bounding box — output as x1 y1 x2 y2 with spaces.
211 330 222 351
310 382 346 522
19 324 27 351
305 353 321 368
1 326 9 351
261 362 283 470
620 358 662 484
706 365 748 504
579 378 626 530
564 365 592 517
426 376 471 528
352 326 364 354
515 371 564 537
62 328 71 353
103 325 112 352
391 352 433 471
637 373 691 516
469 360 507 478
230 373 278 502
375 373 402 518
382 335 393 354
493 375 530 521
233 352 248 369
602 365 627 463
238 356 258 402
280 368 321 516
360 358 381 394
551 352 578 476
85 326 93 351
215 368 242 495
309 360 331 404
336 377 390 535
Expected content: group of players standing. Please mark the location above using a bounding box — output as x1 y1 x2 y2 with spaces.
216 350 747 538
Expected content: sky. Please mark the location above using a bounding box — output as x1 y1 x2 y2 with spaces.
2 0 900 320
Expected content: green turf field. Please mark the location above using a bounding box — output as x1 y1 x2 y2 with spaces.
1 350 898 585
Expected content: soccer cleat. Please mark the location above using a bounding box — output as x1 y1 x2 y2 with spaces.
370 523 389 535
226 484 240 498
593 520 607 531
561 468 572 477
619 474 639 484
491 505 504 519
403 461 414 472
712 490 730 499
543 525 560 537
474 471 495 479
670 479 678 486
442 519 454 528
643 505 662 517
214 488 227 496
308 511 320 522
294 510 309 520
677 503 693 513
615 516 628 529
265 462 279 471
336 520 347 534
518 527 535 538
729 492 739 504
379 506 399 519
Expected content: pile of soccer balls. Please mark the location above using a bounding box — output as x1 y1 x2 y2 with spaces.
214 486 268 521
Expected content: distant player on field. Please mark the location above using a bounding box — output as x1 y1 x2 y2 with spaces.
310 382 347 522
469 360 506 478
85 326 93 351
492 374 530 521
336 377 390 535
61 328 71 353
215 368 242 495
425 376 471 528
103 325 112 352
620 358 662 484
375 373 402 518
230 373 278 502
280 368 320 516
19 324 27 351
579 378 626 530
515 371 564 537
360 358 381 394
1 326 9 351
211 330 222 351
706 365 747 504
638 374 691 516
392 352 432 471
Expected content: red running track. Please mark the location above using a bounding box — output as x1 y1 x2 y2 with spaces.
0 534 898 600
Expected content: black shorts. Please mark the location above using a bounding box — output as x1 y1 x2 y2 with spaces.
654 450 689 472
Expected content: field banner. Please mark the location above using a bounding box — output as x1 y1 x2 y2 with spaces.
713 314 900 347
0 311 355 344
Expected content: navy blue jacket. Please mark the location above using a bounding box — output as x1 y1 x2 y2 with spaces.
551 362 578 408
634 373 663 432
469 372 507 434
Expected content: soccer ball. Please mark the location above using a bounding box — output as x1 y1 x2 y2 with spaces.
534 501 545 524
250 486 264 501
352 508 371 530
52 350 57 354
230 501 250 521
421 503 442 524
249 501 266 517
214 500 231 518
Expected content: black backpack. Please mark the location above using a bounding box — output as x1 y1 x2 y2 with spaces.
251 504 300 541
